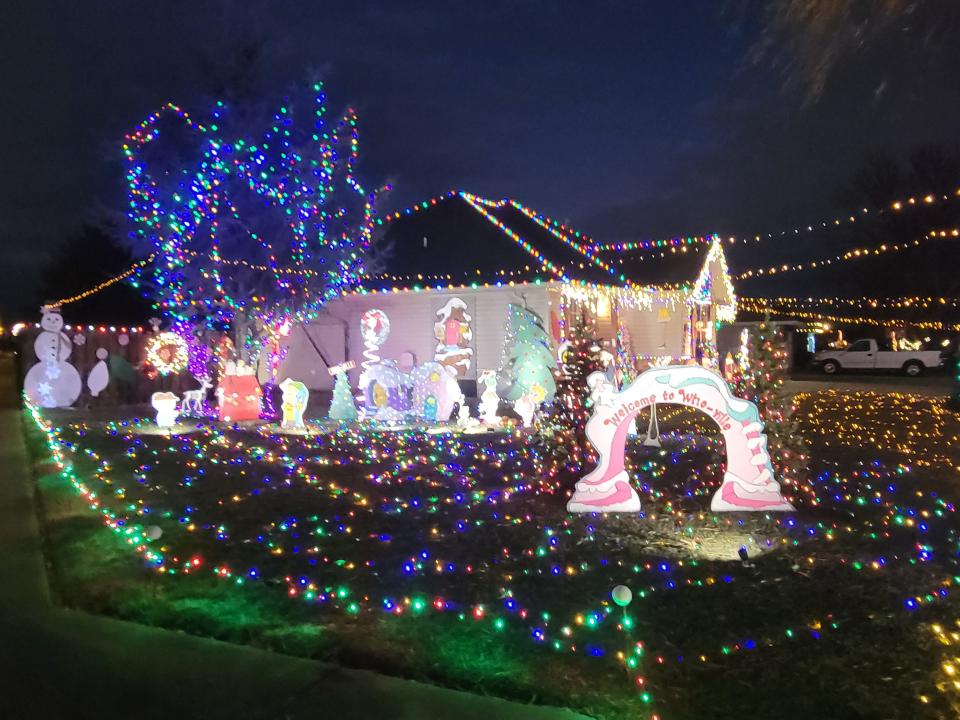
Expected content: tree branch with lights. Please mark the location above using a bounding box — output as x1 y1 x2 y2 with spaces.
122 81 388 367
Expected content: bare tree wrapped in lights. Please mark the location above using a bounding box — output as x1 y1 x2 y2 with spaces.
122 81 388 365
535 317 603 481
744 314 809 490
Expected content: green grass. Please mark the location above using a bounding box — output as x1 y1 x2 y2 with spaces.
23 396 960 720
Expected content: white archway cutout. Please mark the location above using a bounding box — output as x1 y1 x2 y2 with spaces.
568 365 795 513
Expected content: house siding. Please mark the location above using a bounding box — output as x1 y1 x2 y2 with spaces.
275 284 551 392
273 256 731 392
620 302 689 358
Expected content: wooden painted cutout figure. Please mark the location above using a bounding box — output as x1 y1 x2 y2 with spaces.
151 391 180 428
24 306 82 408
216 361 262 422
478 370 500 425
280 378 309 429
87 348 110 397
568 366 794 514
433 298 473 377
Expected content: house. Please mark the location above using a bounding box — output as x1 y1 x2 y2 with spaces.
271 191 737 394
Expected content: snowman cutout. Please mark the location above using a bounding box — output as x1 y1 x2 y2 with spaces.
24 306 82 408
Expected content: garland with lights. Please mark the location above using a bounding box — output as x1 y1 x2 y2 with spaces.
145 331 189 376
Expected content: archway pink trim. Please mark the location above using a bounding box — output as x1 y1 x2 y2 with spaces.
567 366 794 513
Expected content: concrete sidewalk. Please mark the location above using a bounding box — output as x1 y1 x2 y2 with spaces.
0 398 588 718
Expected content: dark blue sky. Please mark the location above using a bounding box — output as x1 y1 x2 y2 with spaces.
2 1 958 313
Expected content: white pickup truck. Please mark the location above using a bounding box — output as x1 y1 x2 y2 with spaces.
813 339 944 376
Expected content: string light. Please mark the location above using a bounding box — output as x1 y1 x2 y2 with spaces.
735 228 960 280
26 377 960 720
123 84 387 336
591 186 960 253
742 296 960 310
50 255 155 307
508 200 630 284
44 177 960 310
738 299 960 331
459 191 570 282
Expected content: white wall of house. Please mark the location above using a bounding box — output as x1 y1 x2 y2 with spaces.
618 302 689 358
274 284 552 392
268 319 347 391
270 258 733 391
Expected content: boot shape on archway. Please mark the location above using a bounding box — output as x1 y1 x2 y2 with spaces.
567 366 795 513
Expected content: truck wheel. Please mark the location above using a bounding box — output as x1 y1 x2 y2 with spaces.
903 361 923 377
822 360 840 375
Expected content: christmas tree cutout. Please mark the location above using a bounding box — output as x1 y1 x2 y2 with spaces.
499 303 556 402
328 362 358 421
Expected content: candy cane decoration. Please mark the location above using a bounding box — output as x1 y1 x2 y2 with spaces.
358 310 390 410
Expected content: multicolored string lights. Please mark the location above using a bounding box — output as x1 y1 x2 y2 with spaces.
27 384 960 719
123 84 387 335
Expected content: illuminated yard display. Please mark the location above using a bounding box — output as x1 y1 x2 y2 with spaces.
28 384 960 719
145 331 189 376
216 361 262 422
150 391 179 428
569 365 794 513
29 133 960 715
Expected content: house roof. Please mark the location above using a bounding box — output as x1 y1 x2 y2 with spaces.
596 241 715 287
360 191 731 298
361 193 618 291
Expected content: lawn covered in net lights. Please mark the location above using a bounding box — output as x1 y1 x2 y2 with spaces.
26 390 960 720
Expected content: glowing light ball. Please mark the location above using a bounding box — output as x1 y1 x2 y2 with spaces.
611 585 632 607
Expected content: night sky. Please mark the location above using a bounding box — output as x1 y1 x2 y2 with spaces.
3 1 959 316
